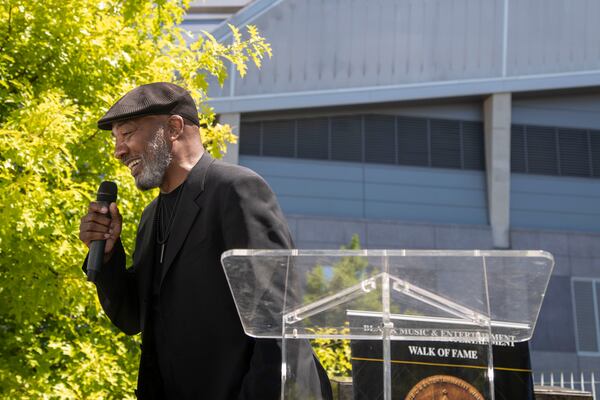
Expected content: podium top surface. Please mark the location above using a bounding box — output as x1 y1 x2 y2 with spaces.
221 249 554 343
223 249 551 257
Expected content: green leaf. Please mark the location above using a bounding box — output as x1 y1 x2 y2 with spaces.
0 1 272 397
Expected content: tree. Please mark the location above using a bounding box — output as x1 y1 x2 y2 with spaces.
0 1 271 397
306 235 404 378
307 235 371 378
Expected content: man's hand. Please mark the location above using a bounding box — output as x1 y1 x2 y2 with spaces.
79 202 122 261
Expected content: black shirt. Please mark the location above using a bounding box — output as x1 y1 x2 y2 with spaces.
153 183 184 297
150 183 185 395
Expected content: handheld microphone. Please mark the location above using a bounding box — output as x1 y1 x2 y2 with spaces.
87 181 118 283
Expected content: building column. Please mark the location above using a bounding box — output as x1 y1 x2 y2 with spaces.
483 93 512 249
218 113 241 165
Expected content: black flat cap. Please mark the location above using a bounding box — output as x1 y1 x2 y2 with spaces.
97 82 200 130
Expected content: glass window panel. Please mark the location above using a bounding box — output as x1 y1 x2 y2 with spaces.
573 281 599 352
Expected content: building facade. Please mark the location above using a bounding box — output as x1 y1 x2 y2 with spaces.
189 0 600 378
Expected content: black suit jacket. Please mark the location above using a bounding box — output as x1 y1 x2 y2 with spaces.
87 154 331 399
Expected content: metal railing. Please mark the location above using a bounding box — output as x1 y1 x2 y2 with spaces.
533 372 597 399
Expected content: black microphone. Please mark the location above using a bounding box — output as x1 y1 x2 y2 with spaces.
87 181 118 282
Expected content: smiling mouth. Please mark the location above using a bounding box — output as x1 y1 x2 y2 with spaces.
126 159 142 176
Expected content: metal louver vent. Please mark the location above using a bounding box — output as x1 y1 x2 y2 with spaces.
397 116 429 167
331 116 362 162
365 115 395 164
510 124 600 178
558 128 591 177
462 121 485 170
431 119 461 169
591 130 600 177
239 122 261 155
526 125 559 175
239 114 490 173
297 118 329 160
511 125 527 173
239 116 599 179
262 120 295 157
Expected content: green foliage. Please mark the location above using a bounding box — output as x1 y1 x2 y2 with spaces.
310 326 353 379
308 235 368 378
305 235 380 327
0 1 271 397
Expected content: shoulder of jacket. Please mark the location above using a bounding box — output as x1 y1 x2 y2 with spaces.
207 159 264 186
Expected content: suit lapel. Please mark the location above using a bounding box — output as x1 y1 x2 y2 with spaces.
134 199 157 331
159 153 215 287
136 200 158 264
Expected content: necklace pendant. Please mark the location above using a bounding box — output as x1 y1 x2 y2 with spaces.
160 243 165 263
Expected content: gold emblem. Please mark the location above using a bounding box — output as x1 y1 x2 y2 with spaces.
405 375 485 400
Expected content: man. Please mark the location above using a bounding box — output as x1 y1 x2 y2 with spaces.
79 82 331 399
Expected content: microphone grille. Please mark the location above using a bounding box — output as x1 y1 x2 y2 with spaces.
97 181 118 202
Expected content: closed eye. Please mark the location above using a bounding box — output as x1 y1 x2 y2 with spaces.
121 128 138 140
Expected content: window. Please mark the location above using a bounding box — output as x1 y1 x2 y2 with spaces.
365 115 396 164
240 114 486 171
572 278 600 354
397 116 429 166
239 121 261 155
430 119 461 169
512 125 600 178
239 116 600 179
297 118 329 160
331 116 362 162
262 120 295 157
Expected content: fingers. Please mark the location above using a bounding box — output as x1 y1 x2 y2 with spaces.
108 202 121 222
88 201 110 215
79 220 111 245
81 211 111 227
82 221 112 236
105 203 122 254
108 203 122 237
80 202 122 249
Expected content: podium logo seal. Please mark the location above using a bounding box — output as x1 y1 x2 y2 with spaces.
405 375 484 400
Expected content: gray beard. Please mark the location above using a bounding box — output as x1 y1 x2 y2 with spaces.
135 127 172 191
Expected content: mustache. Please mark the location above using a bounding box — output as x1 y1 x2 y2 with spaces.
121 156 142 165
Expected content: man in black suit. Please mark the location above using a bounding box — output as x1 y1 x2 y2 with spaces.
79 82 331 399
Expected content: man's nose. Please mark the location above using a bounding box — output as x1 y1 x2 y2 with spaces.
114 139 127 159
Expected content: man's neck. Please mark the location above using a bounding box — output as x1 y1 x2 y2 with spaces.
159 150 204 193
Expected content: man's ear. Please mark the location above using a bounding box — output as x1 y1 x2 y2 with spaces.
167 115 185 140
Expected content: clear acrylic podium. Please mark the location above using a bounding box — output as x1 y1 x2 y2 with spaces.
221 250 554 400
